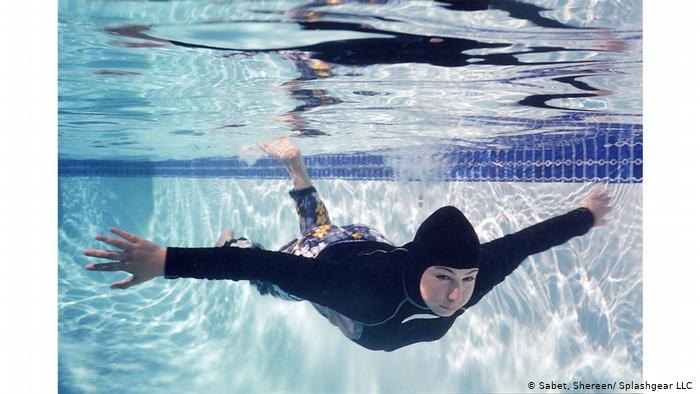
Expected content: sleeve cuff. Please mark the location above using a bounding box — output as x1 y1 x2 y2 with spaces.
572 207 595 235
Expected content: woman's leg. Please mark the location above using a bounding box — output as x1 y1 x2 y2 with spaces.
259 137 331 235
215 135 314 246
215 137 330 301
214 229 234 247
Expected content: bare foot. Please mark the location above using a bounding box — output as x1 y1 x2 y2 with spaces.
258 137 300 166
258 137 312 190
215 228 235 247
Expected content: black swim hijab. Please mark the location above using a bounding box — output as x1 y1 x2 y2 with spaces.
409 206 481 268
402 206 481 305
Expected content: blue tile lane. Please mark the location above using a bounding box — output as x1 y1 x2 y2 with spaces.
59 130 642 183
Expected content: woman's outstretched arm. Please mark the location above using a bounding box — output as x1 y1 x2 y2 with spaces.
467 183 612 306
84 229 402 323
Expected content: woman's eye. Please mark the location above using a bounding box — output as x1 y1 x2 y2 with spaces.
462 277 475 282
435 275 450 280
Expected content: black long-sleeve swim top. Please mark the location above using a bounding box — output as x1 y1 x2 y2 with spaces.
165 208 594 351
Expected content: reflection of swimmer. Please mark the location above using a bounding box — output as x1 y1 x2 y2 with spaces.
102 14 621 124
275 52 339 136
103 25 171 48
140 18 596 68
85 138 612 351
276 82 339 136
280 21 508 68
268 14 573 134
433 0 584 29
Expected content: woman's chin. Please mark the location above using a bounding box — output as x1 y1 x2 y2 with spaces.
432 305 457 317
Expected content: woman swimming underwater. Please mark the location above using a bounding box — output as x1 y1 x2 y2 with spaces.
85 137 612 352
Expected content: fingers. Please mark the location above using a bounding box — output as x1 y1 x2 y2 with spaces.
95 234 133 251
85 264 143 289
593 193 612 206
586 183 612 205
85 261 125 272
85 261 144 290
594 186 613 205
110 228 140 243
590 182 608 196
84 249 127 260
111 276 138 289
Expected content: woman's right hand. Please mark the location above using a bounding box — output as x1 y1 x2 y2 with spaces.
84 228 166 289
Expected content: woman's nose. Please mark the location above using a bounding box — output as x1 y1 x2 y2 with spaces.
447 286 461 301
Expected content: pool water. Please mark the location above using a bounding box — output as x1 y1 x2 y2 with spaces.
58 0 642 393
60 179 641 393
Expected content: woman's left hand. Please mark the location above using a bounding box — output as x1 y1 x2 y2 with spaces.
84 228 166 289
581 183 613 227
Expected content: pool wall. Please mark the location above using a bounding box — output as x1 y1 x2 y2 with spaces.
59 127 642 183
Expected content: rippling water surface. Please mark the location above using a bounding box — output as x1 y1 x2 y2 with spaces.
58 1 642 393
59 0 641 159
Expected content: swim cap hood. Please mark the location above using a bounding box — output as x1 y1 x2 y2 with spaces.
401 206 481 309
406 205 481 269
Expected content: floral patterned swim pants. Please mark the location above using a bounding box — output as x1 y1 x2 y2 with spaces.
223 186 392 340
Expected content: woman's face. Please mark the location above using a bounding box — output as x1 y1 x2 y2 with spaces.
419 266 479 317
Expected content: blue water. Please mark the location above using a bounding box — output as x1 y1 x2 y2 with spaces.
58 0 642 393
